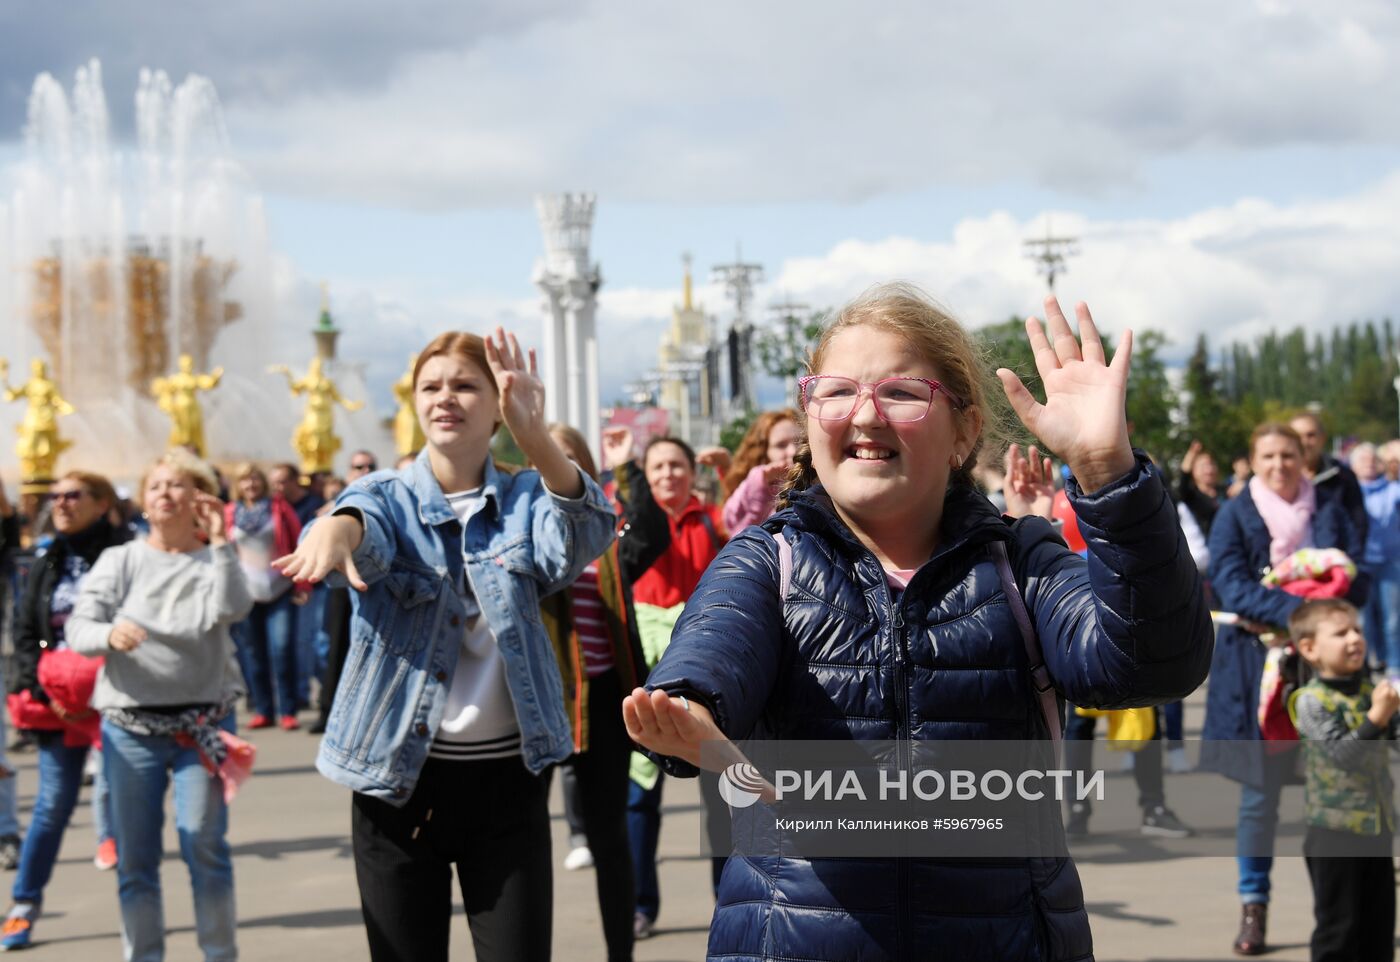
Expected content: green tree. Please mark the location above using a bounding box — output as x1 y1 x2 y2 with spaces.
755 309 831 381
1121 329 1176 461
719 412 757 452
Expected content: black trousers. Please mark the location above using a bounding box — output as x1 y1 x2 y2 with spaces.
317 587 351 725
352 755 552 962
1303 826 1395 962
555 669 637 962
1063 706 1165 814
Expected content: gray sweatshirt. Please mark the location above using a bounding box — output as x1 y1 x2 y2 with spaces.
67 539 253 710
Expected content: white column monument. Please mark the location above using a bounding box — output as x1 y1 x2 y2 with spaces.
533 193 602 459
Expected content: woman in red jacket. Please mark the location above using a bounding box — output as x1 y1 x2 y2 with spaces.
607 430 727 939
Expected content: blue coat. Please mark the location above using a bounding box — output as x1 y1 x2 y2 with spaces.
1198 484 1367 787
647 456 1212 961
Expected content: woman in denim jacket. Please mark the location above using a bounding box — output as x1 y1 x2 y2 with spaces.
276 328 616 962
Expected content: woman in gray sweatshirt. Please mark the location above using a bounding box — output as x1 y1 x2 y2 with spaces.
67 451 252 962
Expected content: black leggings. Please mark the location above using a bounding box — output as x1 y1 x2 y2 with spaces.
352 755 552 962
555 669 637 962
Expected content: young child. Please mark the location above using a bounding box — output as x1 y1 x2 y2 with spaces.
1288 598 1398 962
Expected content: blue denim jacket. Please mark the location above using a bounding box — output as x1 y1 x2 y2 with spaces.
311 452 617 804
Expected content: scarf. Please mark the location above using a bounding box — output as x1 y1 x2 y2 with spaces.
233 498 273 537
104 697 255 804
1249 474 1316 566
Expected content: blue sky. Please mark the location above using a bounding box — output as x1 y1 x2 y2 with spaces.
3 0 1400 420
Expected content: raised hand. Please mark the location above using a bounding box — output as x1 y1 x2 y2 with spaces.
1002 443 1055 520
996 295 1135 493
601 426 635 471
193 492 228 546
761 460 791 485
484 327 546 447
1182 439 1203 475
696 446 731 474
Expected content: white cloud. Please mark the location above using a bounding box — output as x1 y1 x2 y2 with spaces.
198 0 1400 208
597 171 1400 379
213 170 1400 448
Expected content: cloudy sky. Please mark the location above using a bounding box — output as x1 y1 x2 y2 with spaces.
2 0 1398 419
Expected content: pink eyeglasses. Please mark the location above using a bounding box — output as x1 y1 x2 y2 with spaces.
799 375 966 423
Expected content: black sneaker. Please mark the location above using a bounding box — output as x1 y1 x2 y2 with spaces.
1141 805 1193 838
0 836 20 871
1065 802 1090 838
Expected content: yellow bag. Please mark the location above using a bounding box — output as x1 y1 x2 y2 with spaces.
1072 706 1156 751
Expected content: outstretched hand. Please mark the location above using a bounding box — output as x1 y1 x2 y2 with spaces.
272 514 368 591
623 687 726 770
996 295 1135 493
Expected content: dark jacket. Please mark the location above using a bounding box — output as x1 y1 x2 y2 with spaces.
1198 484 1367 787
647 456 1211 961
10 519 129 701
1313 454 1368 550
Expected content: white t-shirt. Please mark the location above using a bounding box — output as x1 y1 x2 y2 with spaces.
428 488 522 762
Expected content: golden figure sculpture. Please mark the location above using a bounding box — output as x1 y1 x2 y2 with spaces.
0 357 74 483
393 354 425 457
151 354 223 457
269 357 364 475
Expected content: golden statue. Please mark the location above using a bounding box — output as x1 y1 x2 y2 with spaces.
0 357 74 483
151 354 223 457
393 354 425 457
269 357 364 475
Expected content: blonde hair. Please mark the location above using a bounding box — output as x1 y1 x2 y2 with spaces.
779 282 1007 505
137 449 219 507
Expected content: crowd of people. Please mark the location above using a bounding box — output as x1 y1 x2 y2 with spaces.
0 283 1394 961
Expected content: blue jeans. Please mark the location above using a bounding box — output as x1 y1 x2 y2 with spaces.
1362 561 1400 671
0 662 19 839
103 717 237 962
1236 750 1292 904
236 592 297 718
627 775 664 921
13 732 89 903
295 585 327 707
93 746 113 844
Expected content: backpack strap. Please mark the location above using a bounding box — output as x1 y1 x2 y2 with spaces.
990 539 1062 750
770 529 793 600
698 511 723 553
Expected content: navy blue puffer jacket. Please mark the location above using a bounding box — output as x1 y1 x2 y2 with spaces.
647 455 1213 961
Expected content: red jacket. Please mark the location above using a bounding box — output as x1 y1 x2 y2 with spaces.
631 496 727 608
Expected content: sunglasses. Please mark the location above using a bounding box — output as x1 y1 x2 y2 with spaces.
51 490 87 504
350 462 376 471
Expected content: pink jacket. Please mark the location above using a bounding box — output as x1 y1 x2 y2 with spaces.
722 464 780 533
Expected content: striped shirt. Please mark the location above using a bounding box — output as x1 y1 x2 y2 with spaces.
429 488 522 762
571 561 614 678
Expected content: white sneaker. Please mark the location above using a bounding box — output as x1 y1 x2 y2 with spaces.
1167 746 1192 773
563 845 594 871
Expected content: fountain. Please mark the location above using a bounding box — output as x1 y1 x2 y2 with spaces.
0 59 387 487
